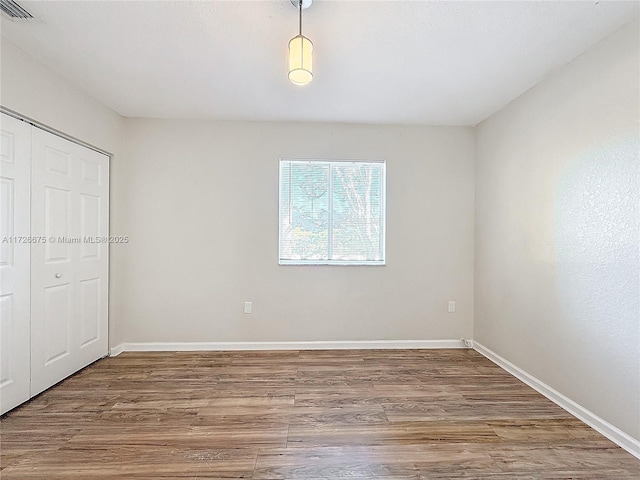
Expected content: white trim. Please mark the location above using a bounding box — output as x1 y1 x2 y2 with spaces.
278 260 385 266
473 341 640 460
109 344 124 357
0 106 112 156
110 339 465 353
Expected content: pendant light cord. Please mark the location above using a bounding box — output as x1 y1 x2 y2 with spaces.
298 0 303 36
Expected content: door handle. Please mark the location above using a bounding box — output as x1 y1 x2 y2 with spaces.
55 273 62 278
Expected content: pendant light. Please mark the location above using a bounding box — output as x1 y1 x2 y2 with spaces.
288 0 313 86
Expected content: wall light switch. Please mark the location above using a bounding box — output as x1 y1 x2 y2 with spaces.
448 300 456 313
244 302 252 314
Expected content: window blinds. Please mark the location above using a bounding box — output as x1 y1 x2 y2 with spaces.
279 160 385 265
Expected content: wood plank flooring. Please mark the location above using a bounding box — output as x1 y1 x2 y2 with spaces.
1 349 639 479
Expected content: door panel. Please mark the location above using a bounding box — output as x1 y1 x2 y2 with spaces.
44 147 71 177
0 178 15 267
44 186 72 262
31 127 109 396
80 193 100 260
79 277 100 346
0 114 31 414
80 156 102 186
43 283 71 364
0 294 15 382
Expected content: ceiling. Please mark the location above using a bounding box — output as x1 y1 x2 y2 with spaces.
1 0 637 126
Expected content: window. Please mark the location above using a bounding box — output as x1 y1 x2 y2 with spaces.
279 159 386 265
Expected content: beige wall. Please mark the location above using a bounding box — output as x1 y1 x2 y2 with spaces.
1 39 127 347
475 19 639 439
119 119 475 343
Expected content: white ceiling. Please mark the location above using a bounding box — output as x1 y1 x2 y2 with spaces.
1 1 637 126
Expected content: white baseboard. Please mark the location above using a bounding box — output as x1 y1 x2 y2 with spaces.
110 339 465 354
473 341 640 460
109 344 124 356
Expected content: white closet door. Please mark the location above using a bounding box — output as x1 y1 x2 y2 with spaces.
30 128 109 396
0 114 32 414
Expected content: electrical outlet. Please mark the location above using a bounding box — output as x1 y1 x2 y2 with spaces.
448 300 456 313
243 301 252 314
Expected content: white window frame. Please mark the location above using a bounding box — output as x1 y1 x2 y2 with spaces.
278 158 386 266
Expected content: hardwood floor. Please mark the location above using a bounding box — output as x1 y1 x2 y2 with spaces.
1 349 638 479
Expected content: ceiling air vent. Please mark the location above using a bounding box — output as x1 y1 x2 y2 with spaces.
1 0 33 19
